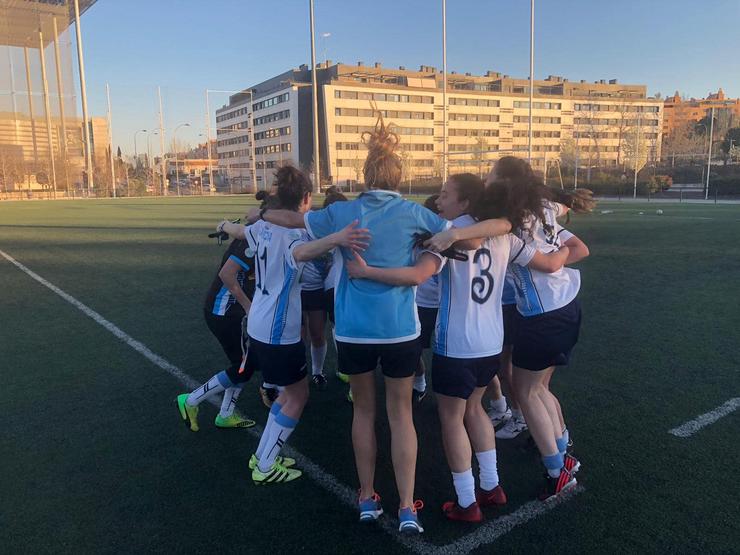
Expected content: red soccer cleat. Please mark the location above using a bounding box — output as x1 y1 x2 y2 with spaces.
564 453 581 474
442 501 483 523
476 484 508 508
538 468 577 502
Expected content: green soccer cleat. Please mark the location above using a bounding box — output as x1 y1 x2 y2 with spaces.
336 371 349 384
177 394 199 432
215 414 256 429
252 461 302 485
248 453 296 471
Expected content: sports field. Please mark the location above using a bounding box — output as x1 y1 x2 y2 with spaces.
1 197 739 554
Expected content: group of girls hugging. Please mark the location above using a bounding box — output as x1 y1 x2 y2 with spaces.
176 111 594 534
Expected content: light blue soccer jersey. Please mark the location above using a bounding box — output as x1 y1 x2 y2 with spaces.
304 190 450 344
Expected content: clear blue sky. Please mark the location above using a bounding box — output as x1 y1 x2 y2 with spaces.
79 0 740 155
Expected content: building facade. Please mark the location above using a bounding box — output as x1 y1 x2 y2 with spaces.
216 62 663 190
663 89 740 138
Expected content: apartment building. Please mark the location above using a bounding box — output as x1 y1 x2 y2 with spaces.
215 67 314 189
216 62 662 189
663 89 740 138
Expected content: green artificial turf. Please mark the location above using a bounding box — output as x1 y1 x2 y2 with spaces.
1 197 738 554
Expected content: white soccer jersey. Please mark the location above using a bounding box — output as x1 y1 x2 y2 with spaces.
416 274 441 308
324 249 342 291
509 202 581 317
301 252 331 291
434 215 535 358
244 220 308 345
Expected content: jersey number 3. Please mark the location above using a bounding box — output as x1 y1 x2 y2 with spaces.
471 248 493 304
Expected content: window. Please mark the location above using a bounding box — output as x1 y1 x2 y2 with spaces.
252 92 289 112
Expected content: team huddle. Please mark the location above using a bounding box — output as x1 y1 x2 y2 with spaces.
176 112 594 534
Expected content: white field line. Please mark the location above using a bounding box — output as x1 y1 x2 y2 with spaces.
2 247 580 554
669 398 740 438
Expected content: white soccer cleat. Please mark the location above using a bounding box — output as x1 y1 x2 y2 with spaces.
495 415 528 439
487 407 512 427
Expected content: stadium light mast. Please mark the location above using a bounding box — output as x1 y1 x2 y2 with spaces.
173 123 191 196
106 83 116 198
73 0 94 196
705 106 715 200
309 0 321 192
442 0 448 182
528 0 534 164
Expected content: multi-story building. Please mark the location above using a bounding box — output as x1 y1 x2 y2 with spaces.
663 89 740 138
215 67 314 190
216 62 663 189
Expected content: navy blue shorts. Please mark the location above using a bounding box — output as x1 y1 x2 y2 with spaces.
502 303 518 347
417 306 438 349
326 288 335 324
301 288 328 312
432 353 500 400
337 339 421 379
243 337 307 387
512 298 582 371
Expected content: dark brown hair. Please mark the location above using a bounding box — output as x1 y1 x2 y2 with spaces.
361 108 402 190
423 194 440 213
275 165 312 211
477 157 548 233
448 173 484 214
323 185 348 207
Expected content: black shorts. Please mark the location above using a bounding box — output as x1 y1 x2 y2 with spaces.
512 298 582 371
301 288 327 312
502 303 518 347
417 306 438 349
325 288 335 324
432 353 500 400
337 339 421 379
204 309 252 383
242 337 307 387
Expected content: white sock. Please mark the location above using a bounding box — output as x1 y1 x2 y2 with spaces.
187 372 229 406
413 373 427 392
489 396 507 414
311 343 327 376
257 409 298 472
255 401 282 461
219 386 243 418
476 449 499 491
511 407 524 420
452 468 476 508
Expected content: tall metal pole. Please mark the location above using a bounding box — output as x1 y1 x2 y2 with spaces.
106 83 116 198
74 0 94 195
157 86 166 196
205 90 214 193
52 17 70 195
309 0 321 192
442 0 448 183
528 0 534 164
248 91 257 192
633 112 641 198
7 46 20 145
173 123 190 196
574 132 579 189
23 47 39 169
705 106 714 201
38 29 58 196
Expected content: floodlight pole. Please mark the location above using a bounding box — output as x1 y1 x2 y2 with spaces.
106 83 116 197
442 0 448 183
309 0 321 192
74 0 94 195
705 106 714 200
38 28 58 196
528 0 534 164
633 112 641 198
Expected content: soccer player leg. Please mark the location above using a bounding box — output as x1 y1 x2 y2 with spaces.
496 345 528 439
177 370 233 432
251 341 308 484
484 375 510 426
307 305 328 389
437 395 481 523
381 341 423 532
